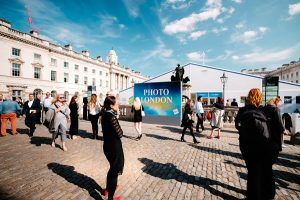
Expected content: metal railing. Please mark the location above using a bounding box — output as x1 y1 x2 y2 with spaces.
119 105 239 124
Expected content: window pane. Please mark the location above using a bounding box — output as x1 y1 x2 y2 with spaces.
75 64 79 70
12 63 20 76
51 58 57 66
75 75 79 84
51 71 56 81
12 48 20 56
64 73 69 83
34 67 41 79
34 53 41 61
64 62 69 68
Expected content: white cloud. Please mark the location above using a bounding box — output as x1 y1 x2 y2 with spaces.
235 21 245 29
231 45 299 63
289 3 300 16
212 27 228 34
187 51 205 62
163 0 225 35
259 26 268 33
217 18 224 23
189 30 207 40
231 0 242 3
167 0 185 3
122 0 145 18
227 7 235 14
231 27 269 43
164 8 222 34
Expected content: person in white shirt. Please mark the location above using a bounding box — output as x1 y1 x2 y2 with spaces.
195 96 205 132
43 92 52 112
88 94 101 139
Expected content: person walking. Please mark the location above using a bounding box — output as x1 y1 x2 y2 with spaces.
207 97 224 139
50 94 70 151
195 96 205 132
181 99 199 143
22 94 42 137
0 95 21 136
131 97 144 140
69 95 79 140
42 92 52 121
261 96 286 199
101 96 124 200
88 94 101 139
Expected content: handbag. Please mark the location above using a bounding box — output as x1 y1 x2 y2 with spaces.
206 111 212 120
141 105 145 117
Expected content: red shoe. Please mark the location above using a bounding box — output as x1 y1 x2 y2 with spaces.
113 196 121 200
207 136 213 139
102 185 119 196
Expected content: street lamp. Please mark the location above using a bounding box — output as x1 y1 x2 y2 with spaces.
220 72 228 104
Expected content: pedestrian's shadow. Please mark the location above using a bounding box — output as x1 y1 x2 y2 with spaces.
30 136 52 146
122 135 139 141
145 133 179 141
17 128 30 137
47 163 103 200
77 129 103 141
138 158 245 200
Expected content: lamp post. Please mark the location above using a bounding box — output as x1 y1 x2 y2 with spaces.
220 72 228 104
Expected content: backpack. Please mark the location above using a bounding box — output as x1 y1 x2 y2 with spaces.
238 109 270 141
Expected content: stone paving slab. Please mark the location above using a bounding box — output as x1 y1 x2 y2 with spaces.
0 118 299 200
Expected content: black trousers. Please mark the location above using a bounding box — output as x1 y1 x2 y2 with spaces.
182 125 196 140
106 168 118 199
89 114 99 136
25 114 37 136
196 113 204 131
244 156 275 200
69 115 78 136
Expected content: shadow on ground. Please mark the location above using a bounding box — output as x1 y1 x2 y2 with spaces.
47 163 104 200
77 129 103 140
139 157 245 200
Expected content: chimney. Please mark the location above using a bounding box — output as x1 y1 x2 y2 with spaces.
97 56 102 62
241 69 246 72
30 30 39 37
65 44 72 51
0 18 11 28
82 50 89 57
261 67 266 72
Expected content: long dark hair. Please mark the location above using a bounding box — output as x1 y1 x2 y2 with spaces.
70 95 78 104
103 96 116 111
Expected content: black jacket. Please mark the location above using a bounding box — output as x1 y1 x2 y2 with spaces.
263 105 285 152
22 99 42 117
101 110 124 175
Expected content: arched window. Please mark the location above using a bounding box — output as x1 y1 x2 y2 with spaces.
51 90 57 98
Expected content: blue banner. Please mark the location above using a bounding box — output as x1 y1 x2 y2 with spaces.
134 82 182 125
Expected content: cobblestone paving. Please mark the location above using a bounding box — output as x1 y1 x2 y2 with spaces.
0 118 299 200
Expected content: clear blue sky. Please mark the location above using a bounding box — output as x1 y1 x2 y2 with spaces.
1 0 300 77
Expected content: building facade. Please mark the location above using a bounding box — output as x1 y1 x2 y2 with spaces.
0 19 148 103
242 59 300 84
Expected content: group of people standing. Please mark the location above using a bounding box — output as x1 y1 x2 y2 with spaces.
0 92 125 200
235 88 286 200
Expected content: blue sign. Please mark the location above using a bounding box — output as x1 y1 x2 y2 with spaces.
196 92 222 98
134 81 182 125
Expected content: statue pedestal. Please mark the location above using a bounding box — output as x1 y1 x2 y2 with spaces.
182 83 192 99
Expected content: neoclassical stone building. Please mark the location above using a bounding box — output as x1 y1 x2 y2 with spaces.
0 18 148 102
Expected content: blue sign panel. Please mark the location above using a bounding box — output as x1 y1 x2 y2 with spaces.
134 81 182 125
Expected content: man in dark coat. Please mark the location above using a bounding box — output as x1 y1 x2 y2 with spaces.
22 94 42 137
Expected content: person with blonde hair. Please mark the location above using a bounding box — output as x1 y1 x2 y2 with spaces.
50 94 70 151
88 94 101 139
131 97 144 140
235 88 277 200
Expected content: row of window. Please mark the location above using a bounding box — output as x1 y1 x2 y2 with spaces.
12 48 109 76
12 63 109 87
282 71 299 79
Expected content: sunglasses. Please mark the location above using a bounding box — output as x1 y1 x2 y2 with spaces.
59 97 65 99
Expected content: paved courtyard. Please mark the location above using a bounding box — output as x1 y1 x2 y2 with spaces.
0 118 299 200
